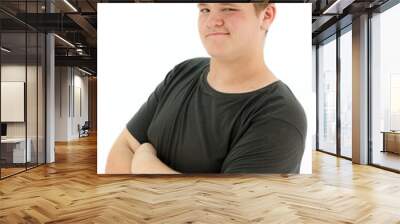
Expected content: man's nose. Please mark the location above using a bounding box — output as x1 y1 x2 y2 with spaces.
206 13 224 29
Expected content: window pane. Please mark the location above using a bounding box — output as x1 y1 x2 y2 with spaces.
340 29 352 158
371 3 400 171
318 37 337 154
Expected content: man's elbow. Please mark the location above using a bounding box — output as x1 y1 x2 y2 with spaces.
105 146 135 174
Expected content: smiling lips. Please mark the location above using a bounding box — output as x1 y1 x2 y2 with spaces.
206 32 230 37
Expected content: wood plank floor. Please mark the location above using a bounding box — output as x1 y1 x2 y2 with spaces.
1 134 400 223
372 150 400 171
0 167 26 178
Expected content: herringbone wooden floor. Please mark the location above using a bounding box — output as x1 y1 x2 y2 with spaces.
1 134 400 224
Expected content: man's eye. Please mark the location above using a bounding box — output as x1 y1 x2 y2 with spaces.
222 8 236 12
200 8 209 13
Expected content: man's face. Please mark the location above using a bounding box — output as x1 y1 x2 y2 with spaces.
197 3 265 60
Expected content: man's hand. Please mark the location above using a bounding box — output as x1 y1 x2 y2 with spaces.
131 143 181 174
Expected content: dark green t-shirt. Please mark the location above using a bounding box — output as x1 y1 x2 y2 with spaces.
127 57 307 173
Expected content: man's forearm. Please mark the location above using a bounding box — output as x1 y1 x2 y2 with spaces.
131 143 181 174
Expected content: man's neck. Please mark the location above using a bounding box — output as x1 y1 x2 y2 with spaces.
208 54 278 93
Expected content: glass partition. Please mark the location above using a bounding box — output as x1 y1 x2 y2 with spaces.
0 31 28 178
0 1 46 179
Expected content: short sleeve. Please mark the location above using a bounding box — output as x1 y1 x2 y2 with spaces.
221 118 306 174
125 58 205 144
126 66 176 144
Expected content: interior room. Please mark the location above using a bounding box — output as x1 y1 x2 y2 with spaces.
0 0 399 223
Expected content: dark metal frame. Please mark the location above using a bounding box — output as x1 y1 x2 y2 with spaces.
367 10 373 166
336 27 341 158
315 44 319 151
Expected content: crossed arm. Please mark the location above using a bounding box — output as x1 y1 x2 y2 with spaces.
105 128 181 174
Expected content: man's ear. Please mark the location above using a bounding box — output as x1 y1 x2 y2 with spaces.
259 3 276 32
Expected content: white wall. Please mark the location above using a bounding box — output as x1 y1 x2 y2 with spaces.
55 67 68 141
72 72 89 138
55 67 89 141
1 65 39 138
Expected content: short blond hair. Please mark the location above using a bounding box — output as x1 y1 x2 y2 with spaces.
253 0 270 16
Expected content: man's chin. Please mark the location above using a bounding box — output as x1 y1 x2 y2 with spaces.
206 50 229 59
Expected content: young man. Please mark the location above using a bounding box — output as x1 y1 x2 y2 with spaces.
105 2 307 174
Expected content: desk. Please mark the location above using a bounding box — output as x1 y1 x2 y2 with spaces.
1 138 31 163
381 131 400 154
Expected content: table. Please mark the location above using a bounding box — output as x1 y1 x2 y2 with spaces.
381 131 400 154
1 138 32 163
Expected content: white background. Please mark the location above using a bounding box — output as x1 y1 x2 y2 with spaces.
98 3 314 174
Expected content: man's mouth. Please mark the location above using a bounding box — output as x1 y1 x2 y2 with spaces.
206 32 230 37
